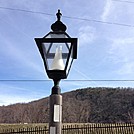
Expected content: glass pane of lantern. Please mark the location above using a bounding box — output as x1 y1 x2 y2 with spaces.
66 48 73 75
45 32 69 38
42 42 71 70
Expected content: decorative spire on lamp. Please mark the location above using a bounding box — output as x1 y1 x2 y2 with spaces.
51 9 67 32
51 46 65 70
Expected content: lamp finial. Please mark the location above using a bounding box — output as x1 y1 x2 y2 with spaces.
51 9 67 32
56 9 62 21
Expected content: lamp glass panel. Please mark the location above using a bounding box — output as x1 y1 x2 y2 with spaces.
42 42 71 70
66 49 73 75
45 33 68 38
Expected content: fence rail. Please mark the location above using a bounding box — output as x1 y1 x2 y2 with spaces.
0 123 134 134
0 127 48 134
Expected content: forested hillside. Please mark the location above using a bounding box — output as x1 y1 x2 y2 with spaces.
0 87 134 123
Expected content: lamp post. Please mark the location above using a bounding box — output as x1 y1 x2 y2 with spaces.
35 10 77 134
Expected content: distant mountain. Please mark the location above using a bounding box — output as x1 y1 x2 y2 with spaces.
0 87 134 123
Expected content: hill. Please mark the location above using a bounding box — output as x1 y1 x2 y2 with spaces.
0 87 134 123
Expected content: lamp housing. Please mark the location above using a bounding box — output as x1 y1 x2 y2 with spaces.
35 31 77 80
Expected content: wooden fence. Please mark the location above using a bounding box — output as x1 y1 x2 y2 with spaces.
0 123 134 134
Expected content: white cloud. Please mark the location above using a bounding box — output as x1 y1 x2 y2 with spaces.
4 40 44 74
118 62 134 75
108 37 134 75
0 84 29 106
0 22 44 76
101 0 134 24
101 0 113 21
0 83 47 106
78 25 96 46
0 95 30 106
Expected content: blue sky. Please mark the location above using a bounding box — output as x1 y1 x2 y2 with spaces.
0 0 134 105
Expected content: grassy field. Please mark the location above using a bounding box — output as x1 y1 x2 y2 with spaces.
0 123 89 129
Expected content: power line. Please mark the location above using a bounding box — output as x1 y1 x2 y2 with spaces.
112 0 134 4
0 6 134 28
65 80 134 82
63 15 134 28
0 80 50 82
0 6 54 16
1 80 134 82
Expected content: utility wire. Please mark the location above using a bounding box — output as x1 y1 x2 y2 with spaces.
65 80 134 82
0 6 134 28
112 0 134 4
63 15 134 27
1 80 134 82
0 6 54 16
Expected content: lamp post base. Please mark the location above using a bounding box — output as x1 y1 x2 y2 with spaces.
49 94 62 134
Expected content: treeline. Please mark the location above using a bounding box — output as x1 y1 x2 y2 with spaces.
0 98 49 123
0 87 134 123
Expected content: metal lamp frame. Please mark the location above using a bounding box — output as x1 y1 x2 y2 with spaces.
35 31 77 80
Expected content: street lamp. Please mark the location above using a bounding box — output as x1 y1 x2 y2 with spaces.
35 9 77 134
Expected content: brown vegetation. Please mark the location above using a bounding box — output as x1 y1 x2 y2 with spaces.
0 87 134 123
